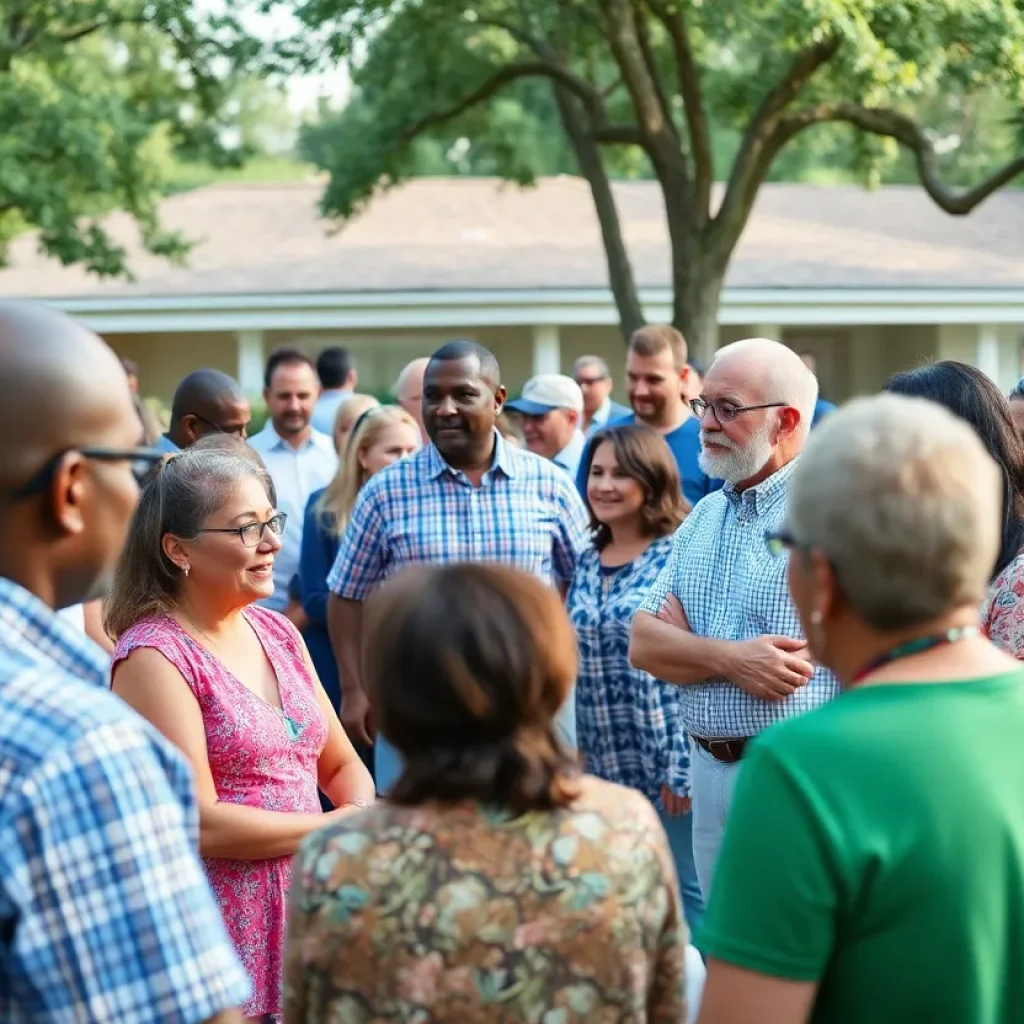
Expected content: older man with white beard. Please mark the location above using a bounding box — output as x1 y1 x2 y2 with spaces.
629 337 839 899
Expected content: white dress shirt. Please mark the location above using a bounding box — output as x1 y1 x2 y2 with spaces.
248 423 338 611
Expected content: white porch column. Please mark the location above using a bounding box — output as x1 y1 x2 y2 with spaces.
531 325 561 376
976 323 1000 384
236 330 265 396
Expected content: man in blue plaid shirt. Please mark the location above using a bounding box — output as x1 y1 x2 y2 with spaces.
327 341 591 791
0 303 249 1023
631 338 839 900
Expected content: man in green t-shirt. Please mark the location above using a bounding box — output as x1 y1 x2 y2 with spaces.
697 394 1024 1024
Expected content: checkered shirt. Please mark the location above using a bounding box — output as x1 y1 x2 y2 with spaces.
636 459 839 739
328 432 591 597
0 578 250 1022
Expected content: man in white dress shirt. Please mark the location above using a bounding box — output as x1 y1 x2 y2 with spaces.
249 349 337 616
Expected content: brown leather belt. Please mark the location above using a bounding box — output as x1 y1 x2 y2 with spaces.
692 735 750 764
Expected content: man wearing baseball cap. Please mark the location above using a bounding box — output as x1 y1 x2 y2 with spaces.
506 373 587 476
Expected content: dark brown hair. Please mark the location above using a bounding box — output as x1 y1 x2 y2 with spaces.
364 564 580 814
628 324 688 370
581 424 689 549
104 448 274 639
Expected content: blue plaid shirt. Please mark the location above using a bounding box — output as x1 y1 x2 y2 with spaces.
0 578 250 1022
637 459 839 739
568 539 690 805
328 432 591 597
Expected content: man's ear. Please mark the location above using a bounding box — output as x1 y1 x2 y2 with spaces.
494 384 507 415
51 453 89 537
777 405 802 440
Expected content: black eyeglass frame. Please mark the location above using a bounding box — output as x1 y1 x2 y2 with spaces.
689 398 787 423
197 512 288 548
8 446 166 501
189 413 248 439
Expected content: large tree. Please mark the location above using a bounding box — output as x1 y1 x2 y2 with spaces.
286 0 1024 360
0 1 251 277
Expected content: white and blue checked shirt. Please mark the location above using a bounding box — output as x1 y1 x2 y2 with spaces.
328 432 591 598
637 459 838 739
249 423 338 612
0 578 250 1022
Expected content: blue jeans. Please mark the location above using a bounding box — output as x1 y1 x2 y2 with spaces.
690 744 741 902
375 690 578 797
658 808 705 935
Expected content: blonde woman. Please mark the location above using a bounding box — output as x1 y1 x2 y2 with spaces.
331 393 379 456
299 405 421 716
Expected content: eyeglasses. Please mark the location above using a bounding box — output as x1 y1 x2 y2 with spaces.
575 375 608 387
193 414 248 439
198 512 287 548
765 529 796 557
690 398 787 423
8 446 166 501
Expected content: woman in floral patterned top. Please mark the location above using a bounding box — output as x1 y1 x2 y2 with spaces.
285 563 689 1023
568 423 704 931
886 362 1024 658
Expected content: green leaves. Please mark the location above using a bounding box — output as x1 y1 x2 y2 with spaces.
0 1 255 277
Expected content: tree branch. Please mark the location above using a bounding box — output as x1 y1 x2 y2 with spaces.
711 36 839 255
776 102 1024 214
630 0 679 144
647 0 711 224
554 85 645 339
401 61 604 139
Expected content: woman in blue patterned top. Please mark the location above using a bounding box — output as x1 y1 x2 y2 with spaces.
568 422 704 930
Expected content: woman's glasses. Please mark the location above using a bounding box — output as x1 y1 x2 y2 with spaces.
197 513 288 548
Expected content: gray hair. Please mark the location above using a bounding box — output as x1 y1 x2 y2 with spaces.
572 355 610 378
104 449 274 639
786 393 1001 630
712 338 819 439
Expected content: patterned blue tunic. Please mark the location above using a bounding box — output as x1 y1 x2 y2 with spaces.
568 539 689 806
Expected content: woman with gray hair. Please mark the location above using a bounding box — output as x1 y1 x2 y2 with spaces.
695 394 1024 1024
105 448 375 1023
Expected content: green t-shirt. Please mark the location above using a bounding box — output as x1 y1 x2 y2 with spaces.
699 672 1024 1023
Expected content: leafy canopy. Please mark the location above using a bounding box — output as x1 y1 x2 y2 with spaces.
0 1 256 277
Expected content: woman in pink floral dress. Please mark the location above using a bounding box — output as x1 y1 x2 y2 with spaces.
105 446 375 1021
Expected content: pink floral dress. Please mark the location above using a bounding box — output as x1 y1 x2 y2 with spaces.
112 606 328 1020
982 554 1024 659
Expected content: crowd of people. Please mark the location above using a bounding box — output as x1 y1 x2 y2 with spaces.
3 295 1024 1023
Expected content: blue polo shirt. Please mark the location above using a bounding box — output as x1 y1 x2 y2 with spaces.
576 413 722 508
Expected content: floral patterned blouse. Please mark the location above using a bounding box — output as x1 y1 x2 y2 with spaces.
284 777 687 1023
982 554 1024 659
567 539 689 805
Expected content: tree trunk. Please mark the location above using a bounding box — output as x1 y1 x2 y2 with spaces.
673 267 723 366
554 87 646 341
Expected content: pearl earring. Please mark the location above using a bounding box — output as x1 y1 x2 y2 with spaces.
181 564 190 577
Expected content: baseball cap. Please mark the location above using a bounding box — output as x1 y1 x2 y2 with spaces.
506 374 584 416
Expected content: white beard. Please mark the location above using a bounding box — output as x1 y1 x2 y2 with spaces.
698 421 774 484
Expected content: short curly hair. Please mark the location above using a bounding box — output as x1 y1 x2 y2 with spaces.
364 564 580 814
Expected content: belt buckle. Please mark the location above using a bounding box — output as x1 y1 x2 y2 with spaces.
707 738 732 761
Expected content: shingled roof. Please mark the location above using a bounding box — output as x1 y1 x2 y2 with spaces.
1 176 1022 299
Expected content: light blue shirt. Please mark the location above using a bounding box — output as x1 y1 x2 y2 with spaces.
154 434 180 454
249 424 338 611
311 390 353 437
636 458 838 739
554 429 587 478
586 397 631 436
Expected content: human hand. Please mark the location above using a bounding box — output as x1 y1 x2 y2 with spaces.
660 785 692 817
656 593 691 631
340 689 375 747
730 635 814 701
